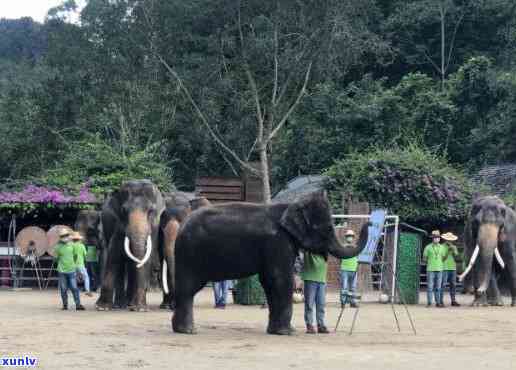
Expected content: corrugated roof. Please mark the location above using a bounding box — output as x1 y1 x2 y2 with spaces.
471 164 516 197
272 175 328 203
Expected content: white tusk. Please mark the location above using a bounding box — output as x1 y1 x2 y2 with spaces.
136 235 152 269
124 236 143 265
162 259 169 294
494 248 505 269
458 244 480 282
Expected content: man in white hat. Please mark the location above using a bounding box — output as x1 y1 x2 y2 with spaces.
71 232 93 297
441 232 461 307
54 229 85 311
340 229 359 308
423 230 447 308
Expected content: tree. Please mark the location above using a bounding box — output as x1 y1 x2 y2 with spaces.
384 0 465 89
144 0 390 202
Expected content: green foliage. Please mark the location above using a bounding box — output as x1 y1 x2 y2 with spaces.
1 1 516 208
324 144 474 223
38 134 174 196
273 73 457 188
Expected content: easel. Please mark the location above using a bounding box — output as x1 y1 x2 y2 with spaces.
333 213 417 335
43 259 56 290
18 247 44 290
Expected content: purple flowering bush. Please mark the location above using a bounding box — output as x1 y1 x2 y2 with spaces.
0 184 97 206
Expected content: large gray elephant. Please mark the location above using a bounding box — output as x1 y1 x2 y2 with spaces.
462 196 516 306
96 180 165 311
158 196 211 310
172 191 368 335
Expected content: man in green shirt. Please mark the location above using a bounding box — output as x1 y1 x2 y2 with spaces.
441 232 461 307
54 229 85 311
422 230 447 308
340 229 359 308
301 251 330 334
71 232 93 297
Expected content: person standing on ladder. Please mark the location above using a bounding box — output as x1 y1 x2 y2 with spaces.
340 229 359 308
441 232 461 307
423 230 446 308
54 230 85 311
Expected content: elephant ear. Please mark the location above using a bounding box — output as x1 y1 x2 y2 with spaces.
501 206 516 242
280 194 324 251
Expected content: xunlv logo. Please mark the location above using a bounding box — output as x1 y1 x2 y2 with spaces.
1 356 38 367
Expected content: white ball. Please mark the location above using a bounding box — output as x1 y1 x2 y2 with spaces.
379 293 389 303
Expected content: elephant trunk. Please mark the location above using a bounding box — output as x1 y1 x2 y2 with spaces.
475 223 499 293
327 223 368 259
161 219 179 295
125 210 152 269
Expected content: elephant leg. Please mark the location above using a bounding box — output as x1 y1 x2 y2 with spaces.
96 238 122 310
261 272 294 335
505 253 516 306
471 291 488 306
128 265 149 312
172 273 205 334
113 261 128 309
486 273 503 306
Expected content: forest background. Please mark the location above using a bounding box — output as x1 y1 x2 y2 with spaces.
1 0 515 223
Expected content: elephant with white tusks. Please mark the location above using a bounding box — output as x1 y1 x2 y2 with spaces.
158 196 211 310
461 196 516 306
96 180 164 312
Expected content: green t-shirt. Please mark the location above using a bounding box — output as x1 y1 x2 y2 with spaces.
72 242 87 268
301 252 328 283
54 242 77 273
443 243 458 271
85 245 97 263
423 243 447 272
341 256 358 272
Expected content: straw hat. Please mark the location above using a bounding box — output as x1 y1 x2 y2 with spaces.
345 229 355 237
59 229 71 238
70 232 83 241
441 232 458 242
431 230 441 238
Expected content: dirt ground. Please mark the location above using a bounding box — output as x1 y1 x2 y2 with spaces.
1 288 515 370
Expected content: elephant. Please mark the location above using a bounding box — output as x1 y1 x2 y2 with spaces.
172 191 368 335
75 209 102 289
462 196 516 306
158 196 211 310
96 180 165 311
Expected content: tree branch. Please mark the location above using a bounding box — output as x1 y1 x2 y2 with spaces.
267 61 312 143
272 26 279 106
238 4 264 141
445 11 465 74
156 54 261 177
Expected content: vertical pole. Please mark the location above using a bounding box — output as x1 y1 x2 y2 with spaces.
391 216 399 301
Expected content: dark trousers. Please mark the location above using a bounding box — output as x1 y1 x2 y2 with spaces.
58 272 81 307
441 270 457 303
86 262 98 291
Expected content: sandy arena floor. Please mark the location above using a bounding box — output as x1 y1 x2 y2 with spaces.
1 288 515 370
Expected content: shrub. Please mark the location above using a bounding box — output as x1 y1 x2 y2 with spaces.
324 144 474 223
38 134 174 196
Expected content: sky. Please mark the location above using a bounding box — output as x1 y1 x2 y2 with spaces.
0 0 85 23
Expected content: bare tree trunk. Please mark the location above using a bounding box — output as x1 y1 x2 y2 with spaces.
258 145 272 203
440 3 446 91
